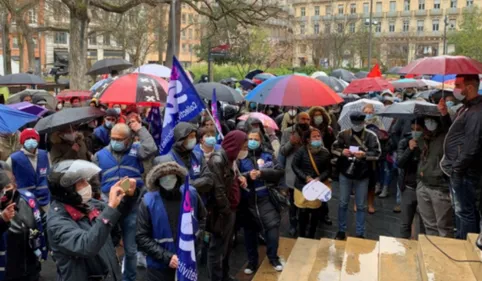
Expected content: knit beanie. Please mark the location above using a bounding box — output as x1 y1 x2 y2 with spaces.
20 128 40 145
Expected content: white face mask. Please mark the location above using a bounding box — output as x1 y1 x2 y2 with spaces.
352 124 364 132
62 132 77 142
314 116 323 125
237 150 248 160
288 109 297 117
424 119 438 132
159 175 177 191
77 184 92 204
453 88 466 101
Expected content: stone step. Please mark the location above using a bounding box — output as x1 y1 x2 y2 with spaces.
465 233 482 281
418 235 477 281
340 237 379 281
278 238 320 281
308 239 346 281
251 237 296 281
378 236 422 281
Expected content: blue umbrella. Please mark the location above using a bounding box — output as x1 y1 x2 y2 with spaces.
0 104 38 133
431 74 456 82
90 78 113 92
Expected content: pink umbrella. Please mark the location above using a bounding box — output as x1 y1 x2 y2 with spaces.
238 112 279 130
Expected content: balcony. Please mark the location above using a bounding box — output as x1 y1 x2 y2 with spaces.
362 12 370 18
322 15 332 21
415 10 427 16
348 13 359 19
386 11 399 17
296 16 308 22
447 8 460 14
430 9 442 16
373 12 383 18
311 15 321 22
335 14 346 20
400 10 412 17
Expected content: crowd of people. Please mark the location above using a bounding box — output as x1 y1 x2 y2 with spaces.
0 73 481 281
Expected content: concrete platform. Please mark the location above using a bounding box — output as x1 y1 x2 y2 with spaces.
340 237 379 281
465 233 482 281
378 236 421 281
308 239 346 281
278 238 320 281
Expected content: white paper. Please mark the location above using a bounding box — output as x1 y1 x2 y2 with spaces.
349 146 359 153
302 180 332 202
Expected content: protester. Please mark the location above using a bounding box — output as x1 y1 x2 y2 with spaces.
244 117 280 156
136 162 206 281
362 104 384 130
7 128 50 211
194 127 221 162
238 129 284 274
49 127 91 164
0 163 16 236
292 128 331 238
20 93 33 103
206 130 247 281
0 167 47 281
93 109 119 152
280 107 299 131
416 117 454 238
46 160 133 281
439 74 482 239
32 96 48 109
332 112 381 239
93 122 158 281
70 97 82 108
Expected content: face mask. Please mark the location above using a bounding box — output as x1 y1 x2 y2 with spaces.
298 123 309 131
365 114 374 120
425 119 438 132
453 88 466 101
105 120 114 129
314 116 323 125
114 108 121 114
311 140 322 148
446 101 455 108
184 138 196 150
352 124 364 132
237 150 248 160
110 140 126 152
24 139 38 151
412 131 423 140
57 104 63 110
62 132 76 142
248 140 260 150
77 184 92 204
0 189 15 210
288 109 297 117
159 175 177 191
204 136 217 147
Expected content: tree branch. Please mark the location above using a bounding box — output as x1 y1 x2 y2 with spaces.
91 0 163 14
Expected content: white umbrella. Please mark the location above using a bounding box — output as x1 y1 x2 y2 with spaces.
338 99 384 131
311 71 327 78
134 64 171 78
420 79 442 88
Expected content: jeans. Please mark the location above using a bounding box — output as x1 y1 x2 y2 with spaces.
338 174 369 236
121 209 138 281
378 160 393 187
244 225 280 265
450 173 481 239
208 212 236 281
416 182 454 238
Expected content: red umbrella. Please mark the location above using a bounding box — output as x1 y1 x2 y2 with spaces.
399 55 482 75
93 73 168 106
343 77 394 94
56 90 93 102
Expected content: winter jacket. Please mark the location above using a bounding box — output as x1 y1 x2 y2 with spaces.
397 134 421 190
49 132 92 164
279 124 310 187
47 199 123 281
308 106 336 151
418 131 449 192
0 133 21 161
244 117 280 156
292 145 331 190
441 96 482 177
332 128 381 180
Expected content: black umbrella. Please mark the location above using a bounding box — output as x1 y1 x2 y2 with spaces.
387 66 403 74
378 100 440 119
315 76 347 93
86 58 133 76
245 69 263 80
416 89 453 102
330 69 356 83
0 73 45 85
355 71 369 79
7 89 56 110
219 77 238 84
194 82 244 103
34 107 105 134
337 93 360 103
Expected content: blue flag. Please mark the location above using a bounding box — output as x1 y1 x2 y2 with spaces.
147 106 162 152
177 176 198 281
160 57 205 154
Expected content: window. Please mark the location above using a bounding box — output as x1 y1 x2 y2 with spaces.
88 33 97 45
103 34 110 45
33 38 37 48
325 23 331 33
301 7 306 16
337 23 344 32
449 19 456 30
389 21 395 32
338 4 343 15
404 0 410 10
467 0 473 6
189 44 193 52
403 20 410 31
363 2 369 13
326 5 332 15
182 14 186 24
314 23 320 34
54 32 67 44
432 19 439 31
349 22 356 33
300 44 307 54
315 6 320 16
28 9 37 24
188 14 193 23
188 29 193 39
376 2 382 13
390 1 396 11
182 44 187 53
350 3 356 14
181 30 186 39
12 37 18 48
450 0 457 8
300 24 305 34
417 20 424 32
375 24 381 33
434 0 440 9
418 0 425 10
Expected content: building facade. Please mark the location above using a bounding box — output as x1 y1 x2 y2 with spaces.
291 0 479 68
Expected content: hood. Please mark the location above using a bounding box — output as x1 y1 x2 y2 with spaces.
146 162 188 192
173 122 197 150
307 106 332 126
221 130 247 163
223 105 238 120
245 117 267 136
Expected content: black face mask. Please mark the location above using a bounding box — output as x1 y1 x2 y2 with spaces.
0 189 15 210
298 123 310 131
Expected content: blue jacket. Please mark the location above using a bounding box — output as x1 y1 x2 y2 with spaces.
238 151 274 197
170 150 203 181
193 143 221 160
143 186 198 270
97 145 144 193
11 150 50 206
93 125 111 146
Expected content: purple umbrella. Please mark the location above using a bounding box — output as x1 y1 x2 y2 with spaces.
7 102 48 117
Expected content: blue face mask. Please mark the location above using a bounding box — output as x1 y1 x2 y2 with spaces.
105 120 113 129
412 131 423 140
110 140 125 152
204 136 217 147
114 108 121 114
24 139 38 151
365 114 374 120
248 140 260 150
446 101 455 108
311 140 322 148
249 103 257 109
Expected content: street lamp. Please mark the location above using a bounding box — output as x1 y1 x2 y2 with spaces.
367 0 373 69
443 15 448 55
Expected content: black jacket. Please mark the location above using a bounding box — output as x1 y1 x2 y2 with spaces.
418 131 449 192
397 135 421 190
292 146 331 190
441 96 482 177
